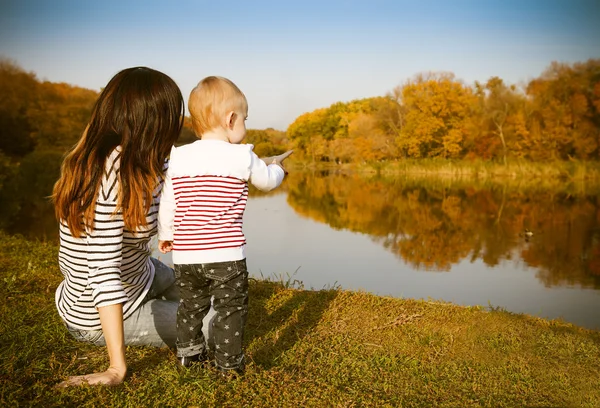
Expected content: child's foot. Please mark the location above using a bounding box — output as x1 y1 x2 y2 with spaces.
215 366 244 381
178 352 208 368
215 358 245 380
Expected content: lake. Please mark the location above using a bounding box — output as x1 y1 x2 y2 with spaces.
3 165 600 330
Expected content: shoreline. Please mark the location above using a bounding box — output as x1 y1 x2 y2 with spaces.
287 158 600 182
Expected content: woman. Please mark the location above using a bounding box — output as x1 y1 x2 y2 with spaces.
53 67 184 387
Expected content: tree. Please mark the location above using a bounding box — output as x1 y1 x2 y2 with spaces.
526 59 600 160
394 72 476 159
31 81 98 151
245 128 289 157
286 98 394 163
471 77 528 164
0 59 38 157
287 108 329 162
346 112 395 162
0 59 99 155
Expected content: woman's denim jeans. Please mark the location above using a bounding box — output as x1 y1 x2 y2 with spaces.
66 258 213 348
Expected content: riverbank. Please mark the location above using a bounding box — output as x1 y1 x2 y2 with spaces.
288 158 600 182
2 232 599 407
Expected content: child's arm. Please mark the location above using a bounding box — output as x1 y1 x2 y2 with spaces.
259 150 293 168
248 150 290 192
158 167 176 246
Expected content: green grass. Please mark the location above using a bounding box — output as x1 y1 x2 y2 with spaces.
2 232 600 407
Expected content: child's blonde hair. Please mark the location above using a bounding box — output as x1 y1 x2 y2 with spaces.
188 76 248 136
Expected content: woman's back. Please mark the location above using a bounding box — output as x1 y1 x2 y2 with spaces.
56 147 162 330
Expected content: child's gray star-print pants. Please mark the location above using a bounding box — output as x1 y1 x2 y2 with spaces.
174 259 248 370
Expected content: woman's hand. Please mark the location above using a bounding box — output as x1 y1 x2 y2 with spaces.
57 303 127 388
56 366 126 388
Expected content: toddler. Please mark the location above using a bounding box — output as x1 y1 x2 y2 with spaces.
158 76 290 377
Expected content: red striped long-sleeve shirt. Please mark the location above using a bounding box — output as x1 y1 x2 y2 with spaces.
158 140 284 264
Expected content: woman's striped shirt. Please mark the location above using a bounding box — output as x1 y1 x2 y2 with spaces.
55 147 161 330
158 139 284 265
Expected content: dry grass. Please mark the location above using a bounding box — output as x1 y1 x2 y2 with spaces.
288 159 600 182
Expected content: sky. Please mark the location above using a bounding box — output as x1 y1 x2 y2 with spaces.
1 0 599 130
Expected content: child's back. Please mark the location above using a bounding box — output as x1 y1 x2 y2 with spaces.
160 139 282 264
157 76 291 376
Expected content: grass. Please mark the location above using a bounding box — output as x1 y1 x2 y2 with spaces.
1 232 600 407
288 158 600 182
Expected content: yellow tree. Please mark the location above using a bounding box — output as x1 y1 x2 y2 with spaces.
286 108 328 162
287 98 391 163
395 72 475 159
381 89 405 141
347 112 395 162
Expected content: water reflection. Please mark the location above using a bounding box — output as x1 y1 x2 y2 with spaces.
283 171 600 290
5 161 600 291
3 160 600 328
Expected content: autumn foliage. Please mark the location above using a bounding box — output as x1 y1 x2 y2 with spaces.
0 59 99 157
2 58 598 166
286 59 600 163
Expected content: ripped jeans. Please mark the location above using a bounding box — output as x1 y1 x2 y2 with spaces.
66 258 211 348
175 259 248 371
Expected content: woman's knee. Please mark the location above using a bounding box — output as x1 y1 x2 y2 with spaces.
149 258 178 300
66 325 105 346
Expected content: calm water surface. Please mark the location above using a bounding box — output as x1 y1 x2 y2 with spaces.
3 168 600 330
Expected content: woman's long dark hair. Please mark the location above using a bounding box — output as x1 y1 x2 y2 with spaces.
53 67 184 237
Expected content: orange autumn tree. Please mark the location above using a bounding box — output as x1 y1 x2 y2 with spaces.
395 72 476 159
32 81 98 151
175 116 197 146
345 112 393 162
526 59 600 160
330 98 396 163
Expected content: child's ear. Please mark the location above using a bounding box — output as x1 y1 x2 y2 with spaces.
226 111 236 129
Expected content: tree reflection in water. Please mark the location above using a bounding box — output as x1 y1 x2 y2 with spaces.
4 161 600 291
282 171 600 290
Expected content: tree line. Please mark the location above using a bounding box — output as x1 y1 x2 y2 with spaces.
5 57 597 166
287 59 600 163
0 59 99 158
0 58 290 159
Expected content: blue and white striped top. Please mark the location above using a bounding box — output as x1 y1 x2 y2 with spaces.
55 147 161 330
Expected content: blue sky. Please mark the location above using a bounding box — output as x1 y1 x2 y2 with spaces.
1 0 599 130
